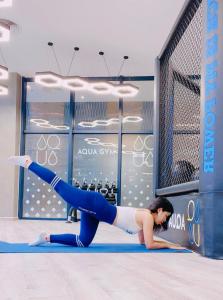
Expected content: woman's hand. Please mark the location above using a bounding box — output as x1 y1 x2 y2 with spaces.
168 243 186 250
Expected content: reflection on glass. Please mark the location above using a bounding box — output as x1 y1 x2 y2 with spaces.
74 89 119 132
123 101 153 132
22 134 68 219
73 134 118 190
25 82 70 132
121 135 154 208
121 80 153 132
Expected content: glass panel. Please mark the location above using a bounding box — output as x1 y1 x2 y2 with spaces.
121 134 154 208
74 87 119 132
122 81 154 132
22 134 68 219
73 134 118 190
26 82 70 132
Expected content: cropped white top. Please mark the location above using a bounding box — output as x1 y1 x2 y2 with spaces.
114 206 142 235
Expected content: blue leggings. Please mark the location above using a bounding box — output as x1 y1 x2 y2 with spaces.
28 162 117 247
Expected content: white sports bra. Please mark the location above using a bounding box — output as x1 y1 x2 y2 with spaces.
114 206 142 235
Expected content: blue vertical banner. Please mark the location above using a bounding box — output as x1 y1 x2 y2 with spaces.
200 0 223 258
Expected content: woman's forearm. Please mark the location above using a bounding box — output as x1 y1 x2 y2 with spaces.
146 240 172 249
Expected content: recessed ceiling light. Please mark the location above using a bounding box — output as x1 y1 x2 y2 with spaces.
35 72 62 88
0 22 10 42
0 65 8 80
0 84 8 95
0 0 12 7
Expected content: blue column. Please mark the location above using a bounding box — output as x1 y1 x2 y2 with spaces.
199 0 223 258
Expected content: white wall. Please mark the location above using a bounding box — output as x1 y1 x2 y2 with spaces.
0 73 21 218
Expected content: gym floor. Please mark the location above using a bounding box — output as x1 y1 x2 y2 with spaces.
0 220 222 300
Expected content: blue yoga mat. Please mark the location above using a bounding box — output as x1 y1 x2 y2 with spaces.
0 241 192 253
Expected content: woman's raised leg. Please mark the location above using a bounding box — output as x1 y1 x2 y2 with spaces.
9 156 117 224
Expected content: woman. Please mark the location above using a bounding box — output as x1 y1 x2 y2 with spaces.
9 155 184 250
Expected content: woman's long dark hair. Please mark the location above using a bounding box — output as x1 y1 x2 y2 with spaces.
148 197 174 232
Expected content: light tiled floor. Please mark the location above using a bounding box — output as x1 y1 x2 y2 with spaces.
0 219 223 300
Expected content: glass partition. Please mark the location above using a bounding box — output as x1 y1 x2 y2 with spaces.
122 81 154 132
22 134 68 219
73 134 118 187
74 89 119 133
21 78 154 219
121 134 153 207
25 82 70 132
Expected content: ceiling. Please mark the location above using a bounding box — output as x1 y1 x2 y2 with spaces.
0 0 185 78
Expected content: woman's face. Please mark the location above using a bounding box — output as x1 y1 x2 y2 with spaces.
154 208 171 225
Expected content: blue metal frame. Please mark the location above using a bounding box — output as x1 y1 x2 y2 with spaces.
66 92 75 216
19 75 154 219
18 77 27 218
117 86 123 206
153 58 160 195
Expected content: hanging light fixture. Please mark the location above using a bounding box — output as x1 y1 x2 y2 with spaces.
63 76 89 91
0 84 8 95
62 47 89 91
0 65 8 80
89 50 114 95
35 71 62 88
34 42 63 88
89 81 114 95
113 83 139 98
0 0 13 7
113 55 139 98
34 44 139 97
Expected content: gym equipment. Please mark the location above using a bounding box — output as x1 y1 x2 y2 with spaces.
96 181 103 192
111 182 118 193
172 160 196 185
99 187 108 198
190 169 199 181
66 206 80 223
74 181 80 188
104 181 111 193
88 182 96 191
81 181 88 190
108 193 116 205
